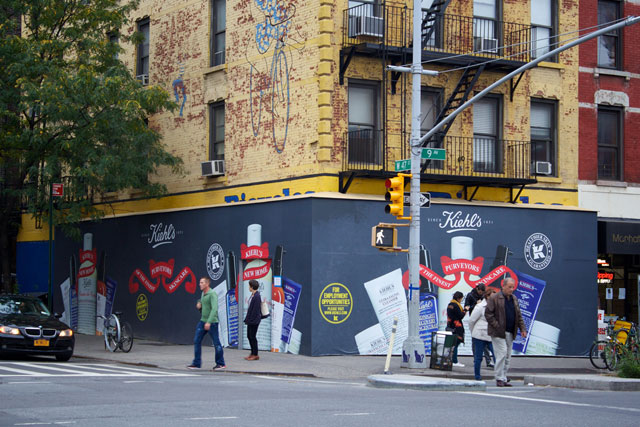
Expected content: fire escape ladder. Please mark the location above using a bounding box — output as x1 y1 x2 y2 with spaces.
420 63 486 174
421 0 451 47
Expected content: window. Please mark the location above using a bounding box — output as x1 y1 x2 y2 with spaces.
473 96 501 173
530 100 556 175
209 103 225 161
136 18 150 82
108 32 119 59
421 88 443 169
348 81 380 164
211 0 225 66
473 0 499 53
598 0 622 69
531 0 556 61
597 106 622 180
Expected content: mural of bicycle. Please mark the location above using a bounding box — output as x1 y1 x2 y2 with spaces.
249 0 296 154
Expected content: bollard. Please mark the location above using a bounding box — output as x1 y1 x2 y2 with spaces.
383 317 398 375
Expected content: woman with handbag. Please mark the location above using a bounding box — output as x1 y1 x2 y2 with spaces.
447 291 467 368
244 279 266 360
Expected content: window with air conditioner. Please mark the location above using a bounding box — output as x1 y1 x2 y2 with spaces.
473 0 499 54
473 96 501 173
348 1 383 38
531 99 557 176
136 18 149 84
531 0 556 61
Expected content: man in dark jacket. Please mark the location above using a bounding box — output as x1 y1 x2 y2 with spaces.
464 284 493 368
485 277 527 387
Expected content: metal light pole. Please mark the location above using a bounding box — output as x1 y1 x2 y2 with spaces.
400 0 428 369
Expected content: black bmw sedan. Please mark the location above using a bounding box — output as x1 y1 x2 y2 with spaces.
0 294 74 361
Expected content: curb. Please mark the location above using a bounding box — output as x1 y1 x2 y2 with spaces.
524 374 640 391
368 374 487 391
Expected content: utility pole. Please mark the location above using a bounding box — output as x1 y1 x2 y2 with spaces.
391 9 639 369
400 0 429 369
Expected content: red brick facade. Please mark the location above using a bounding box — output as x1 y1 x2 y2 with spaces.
579 0 640 183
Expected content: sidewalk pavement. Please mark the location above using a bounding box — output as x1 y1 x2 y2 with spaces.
72 334 640 391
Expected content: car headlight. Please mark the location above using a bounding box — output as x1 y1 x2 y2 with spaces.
0 325 21 335
59 329 73 337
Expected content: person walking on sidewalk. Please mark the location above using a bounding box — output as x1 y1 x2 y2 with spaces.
465 284 494 368
244 279 263 361
469 287 497 381
187 277 226 371
447 291 467 368
485 277 527 387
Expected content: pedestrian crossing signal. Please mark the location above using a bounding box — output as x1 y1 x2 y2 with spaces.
371 225 397 249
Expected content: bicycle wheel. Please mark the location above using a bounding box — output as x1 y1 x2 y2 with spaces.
104 314 120 352
119 321 134 353
604 341 621 371
589 340 608 370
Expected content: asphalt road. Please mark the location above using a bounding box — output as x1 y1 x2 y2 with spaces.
1 360 639 426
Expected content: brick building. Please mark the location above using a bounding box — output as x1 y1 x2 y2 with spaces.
16 1 610 356
578 0 640 323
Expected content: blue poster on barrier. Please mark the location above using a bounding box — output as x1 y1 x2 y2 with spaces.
281 278 302 345
419 293 438 355
512 269 546 354
104 277 117 317
227 291 239 346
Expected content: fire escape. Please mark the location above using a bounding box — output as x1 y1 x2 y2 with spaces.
339 1 536 202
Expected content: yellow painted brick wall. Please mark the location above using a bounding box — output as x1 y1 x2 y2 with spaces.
108 1 580 206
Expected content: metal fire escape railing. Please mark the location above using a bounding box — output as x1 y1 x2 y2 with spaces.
340 2 535 195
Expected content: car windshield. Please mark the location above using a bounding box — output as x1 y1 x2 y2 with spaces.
0 296 51 316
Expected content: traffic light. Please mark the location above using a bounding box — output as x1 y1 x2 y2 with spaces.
385 174 409 219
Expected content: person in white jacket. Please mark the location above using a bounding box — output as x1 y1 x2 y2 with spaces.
468 287 497 381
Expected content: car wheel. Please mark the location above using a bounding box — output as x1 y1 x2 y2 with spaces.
55 353 72 362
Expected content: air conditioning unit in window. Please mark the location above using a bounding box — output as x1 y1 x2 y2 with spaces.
136 74 149 85
535 161 552 175
473 37 499 54
201 160 225 177
348 15 384 38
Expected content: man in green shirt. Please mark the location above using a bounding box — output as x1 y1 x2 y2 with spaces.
187 277 226 370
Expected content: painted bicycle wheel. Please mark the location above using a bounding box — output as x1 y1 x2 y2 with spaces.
249 63 264 138
270 47 290 153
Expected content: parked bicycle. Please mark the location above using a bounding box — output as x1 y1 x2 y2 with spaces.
604 321 639 371
589 320 616 370
98 312 133 353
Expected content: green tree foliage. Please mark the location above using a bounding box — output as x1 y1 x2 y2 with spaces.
0 0 183 291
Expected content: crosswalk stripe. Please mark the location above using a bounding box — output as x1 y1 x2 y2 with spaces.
0 362 196 378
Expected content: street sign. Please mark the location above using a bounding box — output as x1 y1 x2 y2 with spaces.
394 159 411 171
52 183 64 197
371 225 397 249
403 192 431 208
421 148 446 160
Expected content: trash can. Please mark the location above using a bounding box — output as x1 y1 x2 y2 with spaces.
430 330 456 371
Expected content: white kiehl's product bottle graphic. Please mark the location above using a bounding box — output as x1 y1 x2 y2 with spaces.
242 224 272 351
438 236 479 355
77 233 97 335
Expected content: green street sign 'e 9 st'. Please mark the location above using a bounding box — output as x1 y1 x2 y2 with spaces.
421 148 446 160
395 159 411 171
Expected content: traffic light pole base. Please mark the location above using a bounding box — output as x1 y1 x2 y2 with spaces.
400 336 427 369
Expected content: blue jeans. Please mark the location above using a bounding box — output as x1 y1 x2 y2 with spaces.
192 321 225 367
472 338 494 380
